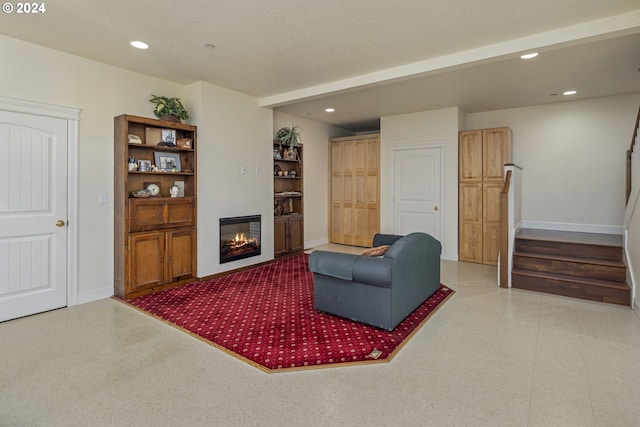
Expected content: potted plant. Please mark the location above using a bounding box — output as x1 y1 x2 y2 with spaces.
149 95 190 122
275 124 301 148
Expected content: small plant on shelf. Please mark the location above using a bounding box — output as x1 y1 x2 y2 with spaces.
275 124 301 148
149 95 190 122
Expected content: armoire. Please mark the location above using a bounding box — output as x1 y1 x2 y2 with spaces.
329 134 380 247
459 127 512 265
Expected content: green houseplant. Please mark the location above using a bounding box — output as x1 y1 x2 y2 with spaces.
275 124 301 148
149 95 190 122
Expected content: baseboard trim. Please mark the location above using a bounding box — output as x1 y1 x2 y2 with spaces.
442 251 458 262
521 221 623 235
305 237 329 250
75 286 114 306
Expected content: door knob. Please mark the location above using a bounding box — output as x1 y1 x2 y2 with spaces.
434 205 440 211
56 220 66 227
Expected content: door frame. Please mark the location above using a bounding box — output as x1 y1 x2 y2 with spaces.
389 140 446 241
0 96 80 306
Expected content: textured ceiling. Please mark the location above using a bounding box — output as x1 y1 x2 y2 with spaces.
1 0 639 130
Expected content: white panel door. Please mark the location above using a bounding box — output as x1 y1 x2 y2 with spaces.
392 146 441 240
0 111 68 322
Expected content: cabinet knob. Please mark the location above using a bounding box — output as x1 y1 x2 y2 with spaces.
434 205 439 211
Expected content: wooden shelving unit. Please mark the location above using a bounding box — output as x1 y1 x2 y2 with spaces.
114 114 197 299
273 143 303 257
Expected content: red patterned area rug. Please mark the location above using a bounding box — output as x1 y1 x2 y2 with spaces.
122 254 454 373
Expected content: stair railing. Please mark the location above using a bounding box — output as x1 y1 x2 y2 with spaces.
498 164 523 288
626 106 640 205
623 106 640 309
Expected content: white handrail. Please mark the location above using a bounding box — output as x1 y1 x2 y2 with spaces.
498 164 522 288
624 120 639 309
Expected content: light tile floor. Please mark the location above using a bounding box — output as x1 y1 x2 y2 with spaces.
1 246 639 426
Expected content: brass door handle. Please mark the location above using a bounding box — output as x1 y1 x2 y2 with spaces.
56 220 66 227
434 205 439 211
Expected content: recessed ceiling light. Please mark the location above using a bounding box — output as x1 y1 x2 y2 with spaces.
563 90 577 96
130 41 149 49
520 52 538 59
325 108 335 113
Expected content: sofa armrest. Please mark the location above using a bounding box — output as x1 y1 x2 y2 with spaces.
308 251 359 281
372 233 404 247
352 256 393 288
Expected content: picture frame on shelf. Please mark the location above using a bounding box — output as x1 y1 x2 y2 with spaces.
173 180 185 197
160 129 176 146
154 151 181 172
137 159 152 172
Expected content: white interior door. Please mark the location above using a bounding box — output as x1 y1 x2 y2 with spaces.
0 110 68 322
392 146 442 240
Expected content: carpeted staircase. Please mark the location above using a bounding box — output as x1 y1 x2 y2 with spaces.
511 229 631 306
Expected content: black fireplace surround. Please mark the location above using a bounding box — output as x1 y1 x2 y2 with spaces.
219 215 261 264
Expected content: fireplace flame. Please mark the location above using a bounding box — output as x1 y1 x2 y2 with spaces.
226 233 258 252
229 233 258 249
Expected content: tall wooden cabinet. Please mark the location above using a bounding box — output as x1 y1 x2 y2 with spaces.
273 143 303 257
114 115 197 299
459 127 512 265
329 134 380 247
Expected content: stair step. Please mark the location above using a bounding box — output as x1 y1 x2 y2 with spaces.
513 251 627 282
512 229 630 306
515 229 623 261
512 269 631 306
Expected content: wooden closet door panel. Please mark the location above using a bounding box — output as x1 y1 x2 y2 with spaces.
329 135 380 247
330 203 342 243
482 182 502 265
341 203 354 245
330 143 343 244
351 139 366 246
483 128 511 181
342 141 354 244
331 141 343 173
353 173 366 247
459 183 483 263
459 130 482 181
365 138 380 245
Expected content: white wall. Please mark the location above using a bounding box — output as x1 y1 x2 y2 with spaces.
0 34 186 302
0 34 276 298
467 93 640 233
273 111 352 248
186 82 274 277
380 107 461 260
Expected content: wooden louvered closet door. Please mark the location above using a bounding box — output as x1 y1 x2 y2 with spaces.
330 135 380 247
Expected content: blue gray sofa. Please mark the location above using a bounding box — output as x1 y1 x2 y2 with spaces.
308 232 441 331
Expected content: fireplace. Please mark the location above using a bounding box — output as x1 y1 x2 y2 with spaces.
219 215 261 264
